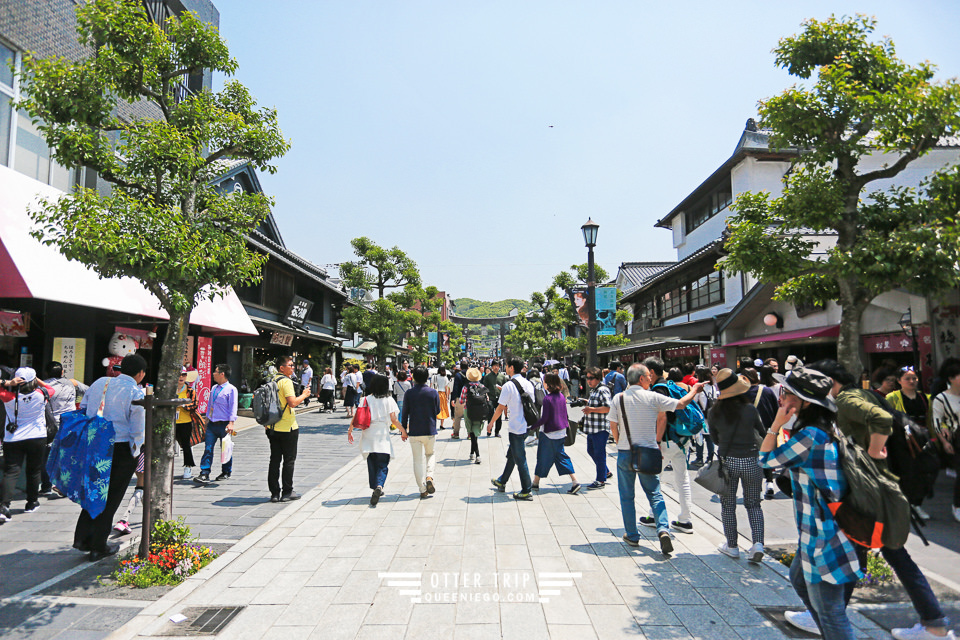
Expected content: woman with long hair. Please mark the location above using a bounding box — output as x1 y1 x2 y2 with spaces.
760 368 861 640
348 374 404 506
692 365 716 467
431 366 450 429
708 368 767 562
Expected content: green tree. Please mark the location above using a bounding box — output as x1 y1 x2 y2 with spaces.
719 15 960 375
340 237 421 300
405 286 443 366
19 0 289 523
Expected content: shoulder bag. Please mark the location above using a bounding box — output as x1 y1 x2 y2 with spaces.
694 458 729 494
354 396 372 430
618 395 662 474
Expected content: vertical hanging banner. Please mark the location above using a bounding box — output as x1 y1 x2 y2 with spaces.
195 337 213 415
595 287 617 336
53 338 87 382
428 332 438 353
570 287 589 327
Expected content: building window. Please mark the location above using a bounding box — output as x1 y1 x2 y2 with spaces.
662 286 687 318
1 42 74 189
689 270 723 311
684 177 732 233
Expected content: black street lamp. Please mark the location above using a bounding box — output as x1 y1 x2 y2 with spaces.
581 218 599 368
899 308 923 387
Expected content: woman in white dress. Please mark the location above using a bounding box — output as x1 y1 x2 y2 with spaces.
348 373 406 505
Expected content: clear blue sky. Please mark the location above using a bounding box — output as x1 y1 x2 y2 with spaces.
216 1 960 302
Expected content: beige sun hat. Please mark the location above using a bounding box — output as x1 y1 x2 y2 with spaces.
716 368 751 400
466 367 482 382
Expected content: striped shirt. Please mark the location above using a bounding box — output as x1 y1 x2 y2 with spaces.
582 385 612 434
759 426 862 585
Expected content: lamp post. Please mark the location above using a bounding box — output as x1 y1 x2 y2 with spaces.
581 218 599 368
899 308 923 388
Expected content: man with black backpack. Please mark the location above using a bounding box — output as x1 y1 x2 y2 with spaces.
489 359 537 501
796 360 954 640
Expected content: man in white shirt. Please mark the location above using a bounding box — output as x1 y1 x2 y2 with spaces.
488 359 536 501
608 363 702 555
300 360 313 407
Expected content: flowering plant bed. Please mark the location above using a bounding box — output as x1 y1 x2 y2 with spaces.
112 518 217 588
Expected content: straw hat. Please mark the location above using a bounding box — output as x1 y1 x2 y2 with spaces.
773 368 837 412
466 367 482 382
716 368 751 399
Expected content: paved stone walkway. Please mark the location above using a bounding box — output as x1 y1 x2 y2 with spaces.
109 428 914 640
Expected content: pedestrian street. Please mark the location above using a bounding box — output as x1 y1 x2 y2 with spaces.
109 424 906 640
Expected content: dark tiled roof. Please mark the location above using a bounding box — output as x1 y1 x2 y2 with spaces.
621 241 723 303
247 231 346 297
618 262 675 294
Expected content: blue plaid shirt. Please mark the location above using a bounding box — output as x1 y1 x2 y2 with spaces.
582 385 612 433
759 426 862 585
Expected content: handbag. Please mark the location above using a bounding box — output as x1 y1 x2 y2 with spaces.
354 396 372 430
565 417 579 447
45 379 116 518
220 434 234 464
694 458 729 494
619 395 662 474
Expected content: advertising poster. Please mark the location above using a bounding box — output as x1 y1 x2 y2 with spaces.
441 332 450 352
570 287 589 327
596 287 617 336
0 312 29 337
53 337 86 382
428 332 438 353
195 337 213 415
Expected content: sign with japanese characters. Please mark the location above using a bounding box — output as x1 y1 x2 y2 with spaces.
270 332 295 346
665 345 701 359
284 295 314 328
53 338 86 382
708 348 727 368
196 337 213 415
863 332 915 353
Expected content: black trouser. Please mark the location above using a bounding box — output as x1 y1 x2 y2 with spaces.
74 443 136 552
469 432 480 457
487 405 502 435
41 442 52 491
266 428 299 496
174 421 196 467
2 437 46 505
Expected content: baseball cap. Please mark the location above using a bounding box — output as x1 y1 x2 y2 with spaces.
14 367 36 383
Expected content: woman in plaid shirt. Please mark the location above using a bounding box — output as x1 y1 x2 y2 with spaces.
759 368 862 640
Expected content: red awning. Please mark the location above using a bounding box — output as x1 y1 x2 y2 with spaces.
0 165 257 336
724 325 840 347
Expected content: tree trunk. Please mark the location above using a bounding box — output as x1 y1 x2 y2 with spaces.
150 309 191 526
836 278 869 379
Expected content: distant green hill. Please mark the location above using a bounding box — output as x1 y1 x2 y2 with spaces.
453 298 536 318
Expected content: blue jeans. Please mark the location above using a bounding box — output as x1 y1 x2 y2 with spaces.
498 432 531 493
880 545 946 628
586 431 609 483
200 421 232 476
617 449 668 541
367 452 389 490
789 553 856 640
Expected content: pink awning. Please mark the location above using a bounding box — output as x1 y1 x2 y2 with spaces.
0 165 257 336
724 324 840 347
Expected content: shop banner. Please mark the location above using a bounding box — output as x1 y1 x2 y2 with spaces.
596 287 617 336
195 337 213 415
637 349 662 361
665 345 701 359
863 332 915 354
53 338 87 382
270 332 294 346
0 312 29 337
620 353 634 364
708 348 727 368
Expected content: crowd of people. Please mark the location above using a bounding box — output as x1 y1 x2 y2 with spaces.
2 348 959 640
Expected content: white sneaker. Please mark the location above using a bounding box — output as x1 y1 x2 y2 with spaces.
525 436 537 446
747 542 764 563
953 506 960 523
717 542 740 559
946 468 957 479
892 623 957 640
764 481 775 499
912 505 931 521
182 467 193 480
470 453 476 462
784 610 820 636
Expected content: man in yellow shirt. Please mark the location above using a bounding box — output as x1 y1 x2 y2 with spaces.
267 355 311 502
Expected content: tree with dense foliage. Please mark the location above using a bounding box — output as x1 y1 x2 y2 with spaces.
339 238 422 369
453 298 536 318
19 0 289 523
406 286 443 365
720 15 960 375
